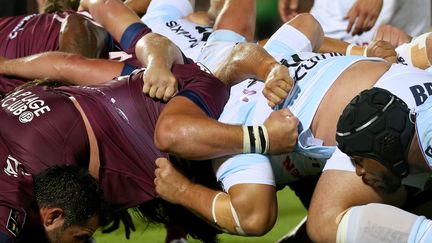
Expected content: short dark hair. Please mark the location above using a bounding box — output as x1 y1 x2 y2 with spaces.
35 165 109 228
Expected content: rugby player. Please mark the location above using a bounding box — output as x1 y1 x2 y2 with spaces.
0 164 107 243
331 88 432 242
153 13 432 240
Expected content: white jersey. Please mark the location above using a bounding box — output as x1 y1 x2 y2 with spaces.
310 0 430 45
141 0 212 61
207 24 432 191
414 96 432 170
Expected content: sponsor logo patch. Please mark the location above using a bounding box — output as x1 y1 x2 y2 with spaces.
1 89 51 123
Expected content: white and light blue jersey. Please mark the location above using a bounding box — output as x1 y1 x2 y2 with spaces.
141 0 212 61
415 96 432 170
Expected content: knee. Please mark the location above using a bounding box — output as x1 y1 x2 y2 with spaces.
230 193 277 236
307 206 340 242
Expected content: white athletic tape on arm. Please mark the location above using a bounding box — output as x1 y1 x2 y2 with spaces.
211 192 224 223
408 33 432 69
242 125 269 154
229 201 246 235
346 43 367 56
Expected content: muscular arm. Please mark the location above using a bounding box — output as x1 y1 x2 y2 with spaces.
156 95 298 159
214 42 290 87
155 158 277 235
59 13 109 58
155 96 243 160
0 52 123 85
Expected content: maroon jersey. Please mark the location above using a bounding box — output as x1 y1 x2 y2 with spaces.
0 85 89 240
0 12 70 59
0 62 228 239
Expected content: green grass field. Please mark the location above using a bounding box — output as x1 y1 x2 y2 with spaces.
94 187 307 243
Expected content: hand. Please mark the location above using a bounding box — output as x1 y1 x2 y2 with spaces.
262 63 293 108
374 24 412 47
154 158 192 204
102 210 136 239
366 40 397 63
143 65 178 101
264 108 299 154
344 0 383 36
278 0 299 22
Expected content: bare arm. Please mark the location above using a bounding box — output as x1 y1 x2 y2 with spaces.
155 94 299 159
155 158 277 236
0 52 123 85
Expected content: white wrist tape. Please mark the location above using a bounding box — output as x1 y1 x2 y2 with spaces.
408 33 431 69
346 43 367 56
242 125 269 154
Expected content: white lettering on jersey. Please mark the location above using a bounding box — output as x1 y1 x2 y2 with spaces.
8 14 37 40
1 89 51 123
109 51 133 62
4 155 30 177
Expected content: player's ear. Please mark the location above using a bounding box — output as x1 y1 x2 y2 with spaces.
40 207 65 230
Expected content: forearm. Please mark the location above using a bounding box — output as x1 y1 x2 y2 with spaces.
318 37 352 54
135 33 184 70
0 52 123 85
214 42 279 86
156 110 243 160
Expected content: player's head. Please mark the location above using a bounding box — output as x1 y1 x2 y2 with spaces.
43 0 80 13
336 87 415 193
35 165 109 243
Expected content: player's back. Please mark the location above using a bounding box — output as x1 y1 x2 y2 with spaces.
0 12 70 58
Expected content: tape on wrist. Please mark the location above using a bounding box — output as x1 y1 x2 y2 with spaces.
242 125 269 154
408 33 432 69
346 43 367 56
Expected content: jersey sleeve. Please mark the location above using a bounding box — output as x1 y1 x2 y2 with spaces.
174 63 230 119
322 147 356 172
